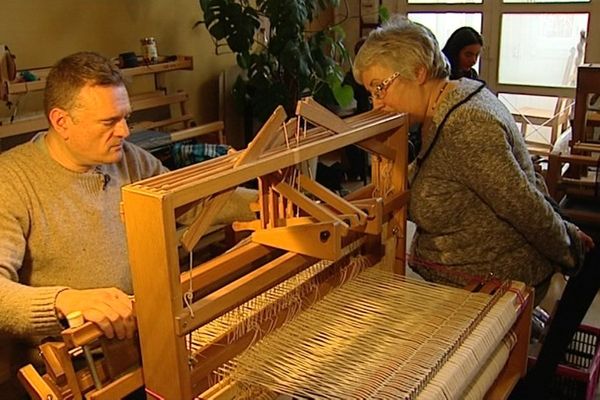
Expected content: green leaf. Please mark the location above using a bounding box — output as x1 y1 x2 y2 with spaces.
332 83 354 107
197 0 354 118
379 6 391 23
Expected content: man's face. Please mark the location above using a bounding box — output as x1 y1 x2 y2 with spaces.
62 84 131 169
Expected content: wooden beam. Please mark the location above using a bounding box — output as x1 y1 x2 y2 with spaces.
175 252 316 334
296 98 396 160
127 112 407 208
39 342 67 385
296 97 350 133
129 114 194 133
62 322 103 348
357 137 396 160
0 114 48 139
180 189 234 253
252 222 342 260
234 106 287 167
87 368 144 400
274 181 349 232
298 174 367 225
17 365 60 400
179 241 272 294
131 92 189 112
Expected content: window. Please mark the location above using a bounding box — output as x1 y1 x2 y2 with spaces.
499 13 588 88
390 0 597 147
393 0 595 93
408 13 483 71
408 13 482 48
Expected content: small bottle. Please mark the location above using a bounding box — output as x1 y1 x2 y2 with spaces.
141 37 158 64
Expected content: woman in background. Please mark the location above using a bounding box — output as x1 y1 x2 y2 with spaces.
442 26 483 80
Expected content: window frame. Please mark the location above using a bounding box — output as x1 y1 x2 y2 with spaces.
388 0 600 99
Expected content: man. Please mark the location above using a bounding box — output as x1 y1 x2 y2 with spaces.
0 52 167 396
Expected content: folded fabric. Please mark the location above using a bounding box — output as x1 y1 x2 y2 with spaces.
172 142 230 168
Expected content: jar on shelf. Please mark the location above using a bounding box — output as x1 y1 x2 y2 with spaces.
141 37 158 64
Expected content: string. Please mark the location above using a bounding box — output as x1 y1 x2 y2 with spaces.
183 236 523 399
216 266 505 399
282 120 290 149
184 250 195 319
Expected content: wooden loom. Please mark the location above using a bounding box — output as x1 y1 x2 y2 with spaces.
18 99 532 400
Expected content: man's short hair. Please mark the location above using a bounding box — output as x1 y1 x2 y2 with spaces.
44 51 125 117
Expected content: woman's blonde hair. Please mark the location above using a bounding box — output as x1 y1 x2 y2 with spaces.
353 15 449 84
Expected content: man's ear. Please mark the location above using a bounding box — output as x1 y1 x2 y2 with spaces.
415 66 428 85
48 108 70 139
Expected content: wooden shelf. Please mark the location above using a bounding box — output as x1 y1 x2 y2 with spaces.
0 113 47 139
1 56 194 143
121 55 193 78
6 55 193 96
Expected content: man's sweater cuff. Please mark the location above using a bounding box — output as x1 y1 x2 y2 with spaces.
30 286 69 335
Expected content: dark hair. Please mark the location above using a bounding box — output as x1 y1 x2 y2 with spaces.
44 52 125 117
354 37 367 56
441 27 483 72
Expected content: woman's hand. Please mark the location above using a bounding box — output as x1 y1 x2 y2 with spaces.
577 228 595 252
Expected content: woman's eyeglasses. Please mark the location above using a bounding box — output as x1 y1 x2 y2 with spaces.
371 71 401 101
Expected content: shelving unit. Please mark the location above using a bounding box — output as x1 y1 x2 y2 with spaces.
4 55 193 97
0 55 194 151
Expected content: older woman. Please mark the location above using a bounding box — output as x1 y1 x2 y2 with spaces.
353 16 596 399
442 26 483 80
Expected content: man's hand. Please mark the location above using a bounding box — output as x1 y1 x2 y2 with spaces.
55 287 135 340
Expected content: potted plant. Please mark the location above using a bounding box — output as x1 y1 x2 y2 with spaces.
196 0 354 126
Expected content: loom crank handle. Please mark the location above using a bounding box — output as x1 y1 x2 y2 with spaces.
66 311 103 390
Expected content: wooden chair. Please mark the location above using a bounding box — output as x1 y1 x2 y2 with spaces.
510 32 585 156
512 96 573 154
126 89 226 157
128 90 194 133
218 65 244 150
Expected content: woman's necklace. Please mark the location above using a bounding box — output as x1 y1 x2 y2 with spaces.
430 81 450 112
422 81 451 135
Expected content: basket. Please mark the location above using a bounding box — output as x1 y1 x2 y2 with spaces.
529 324 600 400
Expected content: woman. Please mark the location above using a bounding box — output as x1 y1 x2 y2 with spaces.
353 16 596 399
442 26 483 80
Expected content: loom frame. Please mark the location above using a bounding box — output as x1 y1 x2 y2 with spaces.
18 101 532 400
122 103 410 399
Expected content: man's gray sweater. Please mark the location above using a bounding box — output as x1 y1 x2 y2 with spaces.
0 134 166 338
